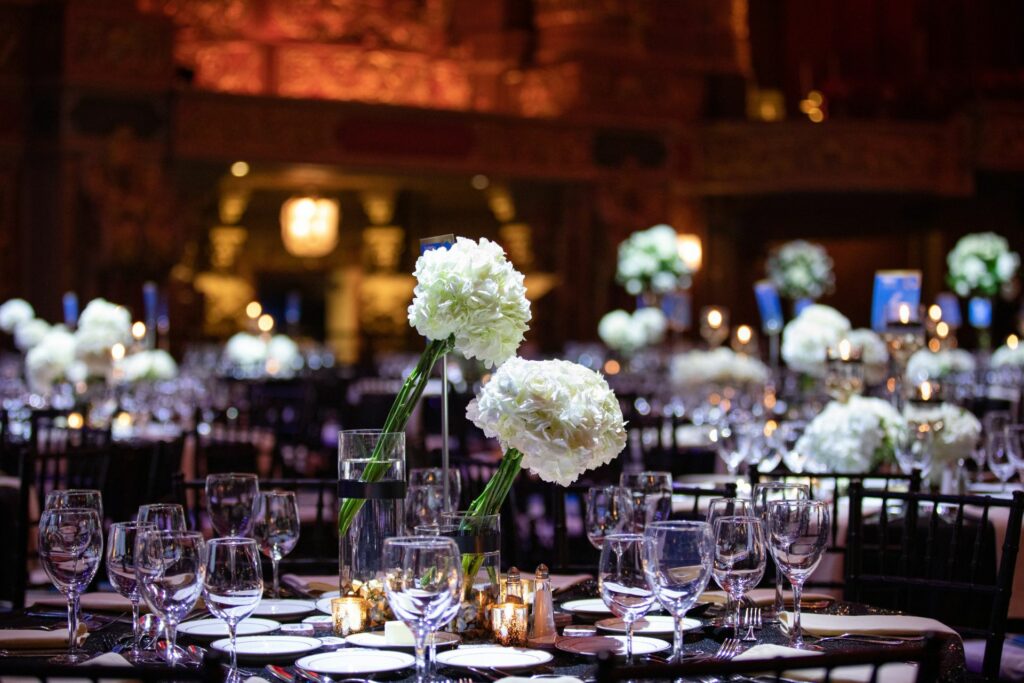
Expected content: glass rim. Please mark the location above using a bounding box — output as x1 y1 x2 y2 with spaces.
138 503 184 511
753 482 809 490
621 470 672 479
46 488 101 497
207 536 259 547
205 472 259 481
338 429 406 437
712 515 763 529
707 496 749 505
40 506 100 518
766 499 828 510
257 490 297 499
109 520 157 530
138 529 204 541
644 520 710 532
383 535 459 548
603 532 646 543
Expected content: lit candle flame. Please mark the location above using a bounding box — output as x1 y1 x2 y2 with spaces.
898 303 911 325
936 321 949 338
131 321 146 341
736 325 752 345
1009 334 1020 350
838 338 852 361
707 309 723 329
919 382 932 401
928 304 942 322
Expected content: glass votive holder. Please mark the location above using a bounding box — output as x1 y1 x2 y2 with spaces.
332 597 368 636
490 602 528 647
500 576 537 605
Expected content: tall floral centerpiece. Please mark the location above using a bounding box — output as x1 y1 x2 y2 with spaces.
598 308 667 357
767 240 834 311
781 304 850 379
336 237 531 579
946 232 1020 349
903 402 981 488
797 395 907 474
616 224 692 298
73 298 132 380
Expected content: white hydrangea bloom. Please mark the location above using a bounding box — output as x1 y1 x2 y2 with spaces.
947 232 1020 297
992 343 1024 368
14 318 50 352
632 307 667 345
845 327 889 383
599 308 666 354
467 358 626 486
25 325 77 392
797 396 907 473
73 298 132 376
408 237 531 368
0 299 34 333
906 349 975 382
120 350 178 383
781 304 850 377
616 224 691 295
903 402 981 468
767 240 834 300
267 335 301 374
225 332 268 366
670 348 769 388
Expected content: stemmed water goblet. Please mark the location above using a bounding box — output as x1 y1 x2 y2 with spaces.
107 521 157 663
752 482 809 623
585 485 631 549
204 538 263 682
408 467 461 512
620 471 672 531
1004 425 1024 484
135 530 207 666
45 489 104 520
138 503 187 532
705 498 754 626
251 491 300 599
206 473 259 536
712 516 767 639
642 521 714 663
382 536 463 683
987 430 1017 491
38 507 104 663
774 420 809 473
599 533 657 662
766 500 830 649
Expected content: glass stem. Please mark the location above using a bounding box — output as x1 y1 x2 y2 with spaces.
130 597 141 657
732 593 742 639
166 622 179 667
626 618 634 664
791 581 803 647
724 594 734 626
272 556 281 599
228 622 238 675
672 614 685 662
774 564 785 616
413 626 429 682
67 592 80 655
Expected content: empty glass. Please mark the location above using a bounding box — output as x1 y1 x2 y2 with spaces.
38 507 103 663
599 533 657 662
897 420 935 483
382 536 463 682
712 516 767 639
774 420 809 473
252 491 300 598
714 425 747 476
767 500 830 649
643 521 714 662
137 503 187 531
1004 425 1024 480
405 481 447 532
107 521 157 663
135 530 207 666
45 489 103 520
408 467 461 511
987 431 1016 491
753 482 809 623
204 538 263 682
620 471 673 531
585 485 631 549
705 497 754 626
206 473 259 536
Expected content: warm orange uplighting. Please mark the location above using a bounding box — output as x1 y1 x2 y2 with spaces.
603 359 621 375
280 195 340 258
257 314 274 333
763 420 778 437
676 234 703 272
928 339 941 352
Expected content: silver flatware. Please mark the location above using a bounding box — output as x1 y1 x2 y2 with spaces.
712 637 742 661
742 607 761 642
265 665 295 683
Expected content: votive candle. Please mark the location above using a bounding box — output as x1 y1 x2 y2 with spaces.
490 602 528 647
331 597 368 636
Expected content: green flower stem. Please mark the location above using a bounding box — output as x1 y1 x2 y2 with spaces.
460 449 523 580
337 336 453 536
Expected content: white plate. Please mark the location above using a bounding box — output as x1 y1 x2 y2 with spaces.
210 635 321 661
345 631 461 650
251 599 316 618
436 646 554 670
178 618 280 639
556 635 670 657
297 649 415 675
560 598 612 616
302 615 333 625
315 597 335 615
595 616 699 635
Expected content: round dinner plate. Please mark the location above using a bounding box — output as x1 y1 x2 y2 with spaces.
560 598 612 616
436 645 554 670
251 599 317 619
210 635 321 662
346 630 461 650
297 648 415 675
178 617 280 640
315 597 335 615
556 635 670 657
302 615 333 625
595 615 699 635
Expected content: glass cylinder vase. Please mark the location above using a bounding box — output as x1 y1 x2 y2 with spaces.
338 430 406 606
438 512 501 640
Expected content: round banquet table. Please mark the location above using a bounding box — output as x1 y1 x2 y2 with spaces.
2 588 967 683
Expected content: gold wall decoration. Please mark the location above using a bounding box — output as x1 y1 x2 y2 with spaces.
280 195 341 257
360 189 397 226
362 226 405 272
195 225 255 335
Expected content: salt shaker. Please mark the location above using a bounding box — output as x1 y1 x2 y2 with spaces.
529 564 556 644
505 566 523 604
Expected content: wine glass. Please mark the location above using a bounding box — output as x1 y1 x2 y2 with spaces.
599 533 657 662
137 503 187 531
251 491 300 599
38 507 103 663
107 521 157 663
135 530 207 666
382 536 463 682
404 481 447 532
620 471 673 531
987 430 1016 491
1004 425 1024 481
206 473 259 536
714 425 747 476
45 489 103 520
767 500 830 649
774 420 809 473
643 521 713 663
705 497 754 626
204 538 263 682
408 467 461 511
585 486 631 549
897 420 935 483
712 516 767 639
753 482 809 623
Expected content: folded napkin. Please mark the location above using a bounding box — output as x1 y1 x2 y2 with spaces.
550 574 592 594
281 574 337 595
779 612 958 637
31 592 137 613
80 653 131 667
733 644 918 683
0 623 88 650
700 588 836 607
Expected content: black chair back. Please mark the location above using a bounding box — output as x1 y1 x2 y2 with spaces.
846 482 1024 680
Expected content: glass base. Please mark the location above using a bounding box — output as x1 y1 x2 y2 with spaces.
124 649 165 664
48 651 93 664
788 639 824 651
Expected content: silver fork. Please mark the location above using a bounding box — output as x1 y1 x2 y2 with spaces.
712 637 742 661
742 607 761 642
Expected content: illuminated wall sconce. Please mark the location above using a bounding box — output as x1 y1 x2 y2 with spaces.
280 195 340 258
676 234 702 272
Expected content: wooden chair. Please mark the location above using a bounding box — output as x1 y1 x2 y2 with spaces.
846 482 1024 680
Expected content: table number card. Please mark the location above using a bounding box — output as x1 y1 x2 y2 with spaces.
420 234 455 254
660 291 692 331
968 297 993 329
935 292 962 327
871 270 922 331
754 280 784 334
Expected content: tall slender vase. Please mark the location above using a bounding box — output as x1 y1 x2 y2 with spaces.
338 431 406 603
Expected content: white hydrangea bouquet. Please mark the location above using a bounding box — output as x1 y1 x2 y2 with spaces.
905 348 975 382
73 298 132 378
25 325 87 393
338 237 532 536
0 298 35 335
946 232 1020 298
903 402 980 473
224 332 301 377
992 342 1024 369
781 304 850 377
670 347 769 388
598 307 666 355
616 224 691 295
797 395 908 474
845 327 889 384
118 349 179 383
767 240 834 300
